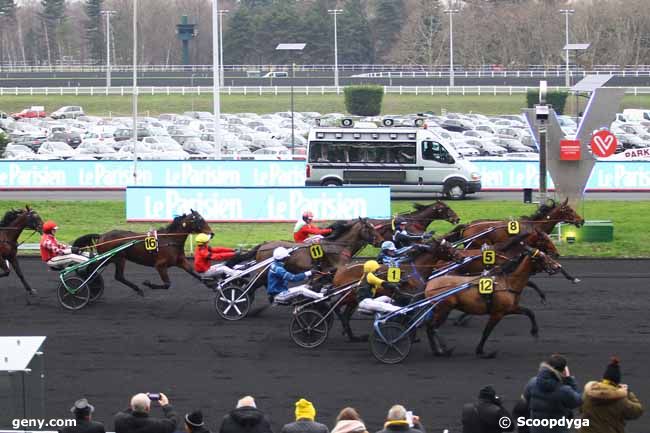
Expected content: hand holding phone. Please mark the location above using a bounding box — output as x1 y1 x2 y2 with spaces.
405 411 414 427
148 393 160 401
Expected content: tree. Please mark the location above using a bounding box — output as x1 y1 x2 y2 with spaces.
254 0 301 64
300 1 332 64
372 0 404 62
392 0 443 64
223 5 257 64
40 0 66 63
338 0 374 64
0 0 16 19
84 0 103 63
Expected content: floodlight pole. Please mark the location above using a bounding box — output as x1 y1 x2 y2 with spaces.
213 0 222 158
445 9 459 87
328 9 343 90
560 9 575 88
132 0 138 182
218 9 228 88
101 11 116 88
276 43 305 152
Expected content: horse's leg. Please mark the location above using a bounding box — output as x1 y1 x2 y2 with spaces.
178 258 202 281
509 305 539 338
340 303 366 342
475 313 504 359
9 256 36 295
426 302 454 356
113 257 144 296
453 312 472 327
558 266 581 284
0 257 10 278
527 280 547 304
143 264 171 290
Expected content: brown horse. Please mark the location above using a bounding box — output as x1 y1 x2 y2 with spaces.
424 247 563 358
0 207 43 296
371 201 460 241
73 210 212 295
331 238 464 341
443 198 584 247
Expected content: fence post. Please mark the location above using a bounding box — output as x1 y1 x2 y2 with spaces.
493 86 497 96
415 86 418 96
446 86 449 96
399 85 403 95
121 87 124 96
167 87 170 96
509 86 513 96
182 87 185 96
322 86 325 95
462 86 465 96
477 86 481 96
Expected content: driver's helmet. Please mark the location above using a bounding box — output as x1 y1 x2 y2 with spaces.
363 260 380 274
195 233 211 245
273 246 290 261
381 241 397 251
302 211 314 222
43 220 58 234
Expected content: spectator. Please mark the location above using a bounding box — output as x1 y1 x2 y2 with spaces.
184 410 210 433
219 396 273 433
281 398 328 433
114 393 177 433
60 398 105 433
375 405 425 433
511 398 531 433
523 354 582 433
331 408 368 433
578 357 644 433
461 385 514 433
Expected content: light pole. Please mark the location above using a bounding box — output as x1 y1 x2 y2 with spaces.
132 0 138 179
444 8 459 87
218 9 228 88
328 9 343 90
276 43 305 152
560 9 575 88
212 0 222 158
101 10 116 87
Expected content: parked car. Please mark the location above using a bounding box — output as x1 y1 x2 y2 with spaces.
11 106 47 120
49 131 82 148
12 134 48 151
114 127 151 142
37 141 75 159
50 106 85 119
263 71 289 78
252 146 292 160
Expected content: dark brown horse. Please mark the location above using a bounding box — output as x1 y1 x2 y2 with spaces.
424 247 563 358
331 238 464 340
443 198 584 247
73 210 212 295
0 207 43 296
372 201 460 241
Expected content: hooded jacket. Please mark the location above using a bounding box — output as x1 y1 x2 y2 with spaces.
219 406 273 433
523 363 582 433
578 381 643 433
331 420 367 433
462 398 514 433
113 406 177 433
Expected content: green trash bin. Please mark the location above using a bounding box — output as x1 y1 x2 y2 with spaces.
553 220 614 243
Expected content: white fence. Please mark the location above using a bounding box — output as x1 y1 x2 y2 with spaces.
2 85 650 97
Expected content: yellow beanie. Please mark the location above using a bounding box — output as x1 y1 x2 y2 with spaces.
295 398 316 421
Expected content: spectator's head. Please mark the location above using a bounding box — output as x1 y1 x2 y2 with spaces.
295 398 316 421
184 410 204 433
603 357 621 385
546 353 567 372
478 385 497 402
336 407 362 423
237 396 256 409
130 393 151 414
70 398 94 421
386 405 407 422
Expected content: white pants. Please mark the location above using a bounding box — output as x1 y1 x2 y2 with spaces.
274 284 323 303
304 235 324 245
359 296 401 314
47 253 89 270
200 263 239 278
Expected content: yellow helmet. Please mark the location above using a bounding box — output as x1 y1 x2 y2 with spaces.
363 260 380 273
195 233 211 245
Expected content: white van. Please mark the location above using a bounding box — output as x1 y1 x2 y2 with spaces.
305 123 482 199
622 109 650 123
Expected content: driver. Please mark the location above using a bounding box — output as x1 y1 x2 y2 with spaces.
193 233 240 279
40 220 89 269
377 241 409 267
393 217 432 249
267 247 322 304
356 260 401 314
293 211 333 244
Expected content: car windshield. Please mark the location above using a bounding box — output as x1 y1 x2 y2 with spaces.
52 142 71 150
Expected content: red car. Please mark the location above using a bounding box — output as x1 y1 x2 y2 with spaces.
11 106 47 119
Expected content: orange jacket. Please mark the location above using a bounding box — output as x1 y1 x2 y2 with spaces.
194 245 236 273
293 221 332 243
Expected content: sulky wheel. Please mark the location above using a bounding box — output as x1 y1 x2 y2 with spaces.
369 321 412 364
88 274 105 304
290 309 329 349
214 285 251 321
57 276 91 311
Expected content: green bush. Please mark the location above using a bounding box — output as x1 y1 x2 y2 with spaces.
526 90 569 115
0 131 8 156
344 85 384 116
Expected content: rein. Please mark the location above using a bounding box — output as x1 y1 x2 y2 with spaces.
78 232 195 250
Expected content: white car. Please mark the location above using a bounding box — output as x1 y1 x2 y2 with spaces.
37 141 75 158
3 144 39 160
76 142 118 158
252 146 292 160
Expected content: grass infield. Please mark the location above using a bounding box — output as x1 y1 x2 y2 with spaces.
3 199 649 258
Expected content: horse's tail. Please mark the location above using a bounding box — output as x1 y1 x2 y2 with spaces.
72 233 100 249
442 224 467 243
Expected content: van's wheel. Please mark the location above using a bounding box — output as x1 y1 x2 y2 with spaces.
322 179 342 187
444 180 467 200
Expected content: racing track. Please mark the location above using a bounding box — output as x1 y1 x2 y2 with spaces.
2 258 649 432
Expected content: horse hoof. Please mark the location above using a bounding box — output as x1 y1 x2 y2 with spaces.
135 289 145 297
434 347 454 357
531 330 539 339
477 351 498 359
572 278 581 284
27 288 38 296
142 280 152 288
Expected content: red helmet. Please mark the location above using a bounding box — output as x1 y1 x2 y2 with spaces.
43 220 58 233
302 211 314 221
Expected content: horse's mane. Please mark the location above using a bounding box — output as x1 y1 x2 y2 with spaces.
521 201 556 221
412 203 429 212
159 213 187 232
324 220 353 240
0 209 22 227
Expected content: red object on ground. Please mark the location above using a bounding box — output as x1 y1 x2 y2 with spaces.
590 130 618 158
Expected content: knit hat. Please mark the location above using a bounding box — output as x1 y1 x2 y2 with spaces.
478 385 496 400
70 398 94 415
603 357 621 385
185 410 204 428
547 353 567 372
295 398 316 421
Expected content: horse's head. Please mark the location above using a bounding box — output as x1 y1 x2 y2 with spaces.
522 229 559 259
522 243 562 275
357 217 383 247
434 201 460 224
429 237 464 263
0 207 43 233
176 209 213 235
24 206 44 234
552 198 585 227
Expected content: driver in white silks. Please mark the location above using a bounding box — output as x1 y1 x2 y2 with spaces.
356 260 402 314
266 246 323 304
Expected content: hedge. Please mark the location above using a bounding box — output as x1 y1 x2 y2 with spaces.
344 85 384 116
526 90 569 115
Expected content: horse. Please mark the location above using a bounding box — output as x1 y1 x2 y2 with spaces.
331 238 464 341
443 198 584 247
0 207 43 296
423 246 564 358
73 210 212 295
371 201 461 241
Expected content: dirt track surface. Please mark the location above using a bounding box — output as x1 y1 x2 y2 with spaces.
2 258 649 433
